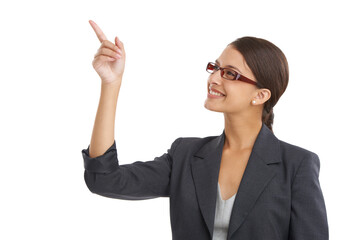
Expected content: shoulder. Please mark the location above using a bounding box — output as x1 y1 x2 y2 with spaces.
278 139 319 159
167 133 219 154
170 135 218 153
277 139 321 177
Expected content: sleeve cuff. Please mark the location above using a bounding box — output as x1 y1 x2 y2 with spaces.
82 140 119 174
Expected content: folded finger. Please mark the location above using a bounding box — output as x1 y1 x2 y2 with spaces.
96 55 117 62
94 48 122 59
101 40 122 54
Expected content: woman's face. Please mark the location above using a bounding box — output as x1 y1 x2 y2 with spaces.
204 45 260 114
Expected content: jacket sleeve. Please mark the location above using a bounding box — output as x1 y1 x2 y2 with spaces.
82 137 182 200
289 153 329 240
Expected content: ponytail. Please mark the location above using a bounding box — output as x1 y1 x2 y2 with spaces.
229 37 289 134
262 105 274 133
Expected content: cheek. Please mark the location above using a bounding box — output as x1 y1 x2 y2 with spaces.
225 88 252 105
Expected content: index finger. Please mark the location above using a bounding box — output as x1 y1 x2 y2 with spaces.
89 20 108 43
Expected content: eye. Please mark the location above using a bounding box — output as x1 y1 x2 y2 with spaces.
225 70 236 77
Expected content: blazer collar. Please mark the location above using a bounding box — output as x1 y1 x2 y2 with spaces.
190 122 281 239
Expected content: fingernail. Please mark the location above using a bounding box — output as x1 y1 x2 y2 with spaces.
116 54 121 58
116 48 122 54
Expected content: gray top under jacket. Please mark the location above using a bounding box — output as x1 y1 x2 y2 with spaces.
212 182 237 240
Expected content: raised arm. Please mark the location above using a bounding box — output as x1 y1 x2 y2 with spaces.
87 20 126 158
82 137 182 200
82 20 183 200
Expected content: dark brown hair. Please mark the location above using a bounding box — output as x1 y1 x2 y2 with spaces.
229 37 289 133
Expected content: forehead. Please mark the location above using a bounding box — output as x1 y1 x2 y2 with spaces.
216 45 251 74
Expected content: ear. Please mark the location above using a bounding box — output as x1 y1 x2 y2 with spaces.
253 88 271 104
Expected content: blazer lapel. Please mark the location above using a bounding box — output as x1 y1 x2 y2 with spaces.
227 122 281 239
191 123 282 239
191 130 225 238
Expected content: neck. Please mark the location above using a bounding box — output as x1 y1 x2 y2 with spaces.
223 113 262 151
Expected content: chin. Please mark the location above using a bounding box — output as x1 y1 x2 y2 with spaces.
204 101 224 113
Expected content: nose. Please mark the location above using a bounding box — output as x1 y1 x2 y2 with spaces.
208 69 223 86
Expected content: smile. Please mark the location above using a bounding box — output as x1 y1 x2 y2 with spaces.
209 89 225 96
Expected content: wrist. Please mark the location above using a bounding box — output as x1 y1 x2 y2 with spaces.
101 78 122 89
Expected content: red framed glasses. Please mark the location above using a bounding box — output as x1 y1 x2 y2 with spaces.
206 62 260 87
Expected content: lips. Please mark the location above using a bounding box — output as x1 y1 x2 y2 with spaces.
209 86 225 96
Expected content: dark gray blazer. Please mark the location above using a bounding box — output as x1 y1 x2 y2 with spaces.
82 123 329 240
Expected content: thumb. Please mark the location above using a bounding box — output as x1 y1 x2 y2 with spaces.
115 36 125 57
115 36 121 49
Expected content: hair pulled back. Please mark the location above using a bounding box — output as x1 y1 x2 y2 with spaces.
229 37 289 133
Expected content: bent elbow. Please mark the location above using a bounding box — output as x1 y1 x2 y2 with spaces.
84 170 101 194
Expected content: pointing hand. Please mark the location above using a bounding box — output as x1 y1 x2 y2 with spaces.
89 20 126 86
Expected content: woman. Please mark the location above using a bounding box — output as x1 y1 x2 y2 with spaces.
82 20 329 240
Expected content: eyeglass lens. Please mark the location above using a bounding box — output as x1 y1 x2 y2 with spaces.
207 62 237 80
206 62 216 73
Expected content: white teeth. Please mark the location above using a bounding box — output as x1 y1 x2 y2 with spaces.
209 90 224 96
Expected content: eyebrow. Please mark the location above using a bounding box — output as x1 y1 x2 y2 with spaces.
215 59 243 74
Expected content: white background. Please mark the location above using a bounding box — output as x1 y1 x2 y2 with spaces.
0 0 359 239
